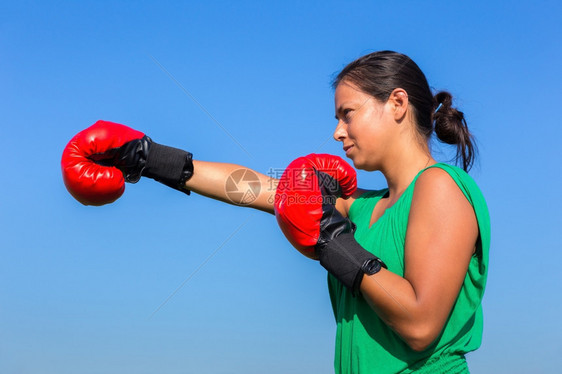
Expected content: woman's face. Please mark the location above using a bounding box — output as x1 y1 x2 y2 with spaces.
333 81 396 171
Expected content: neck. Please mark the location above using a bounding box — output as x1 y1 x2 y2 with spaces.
380 143 435 202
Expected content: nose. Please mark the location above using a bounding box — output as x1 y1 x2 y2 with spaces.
333 120 347 142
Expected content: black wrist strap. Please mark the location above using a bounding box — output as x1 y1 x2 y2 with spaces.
318 232 386 295
142 140 194 195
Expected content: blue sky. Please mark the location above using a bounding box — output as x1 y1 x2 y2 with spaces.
1 1 561 373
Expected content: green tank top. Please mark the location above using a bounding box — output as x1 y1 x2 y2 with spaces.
328 163 490 373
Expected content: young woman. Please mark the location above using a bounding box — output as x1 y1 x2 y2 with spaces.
62 51 490 373
321 51 490 373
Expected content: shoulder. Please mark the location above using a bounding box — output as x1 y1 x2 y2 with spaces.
413 164 490 257
414 166 461 196
414 164 485 210
410 166 478 234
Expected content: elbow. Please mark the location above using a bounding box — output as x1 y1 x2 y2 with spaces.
400 324 440 352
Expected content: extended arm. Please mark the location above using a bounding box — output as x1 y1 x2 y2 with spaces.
185 160 276 214
61 120 277 214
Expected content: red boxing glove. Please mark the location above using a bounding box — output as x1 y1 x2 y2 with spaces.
274 154 357 259
61 120 145 206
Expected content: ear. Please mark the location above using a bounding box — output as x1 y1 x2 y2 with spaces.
388 88 409 121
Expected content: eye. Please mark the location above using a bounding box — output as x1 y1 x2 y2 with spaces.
342 109 353 121
335 108 354 122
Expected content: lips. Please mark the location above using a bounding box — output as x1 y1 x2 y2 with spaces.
343 144 354 155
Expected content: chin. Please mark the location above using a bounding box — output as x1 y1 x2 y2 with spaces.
345 154 360 168
350 157 378 172
349 157 367 171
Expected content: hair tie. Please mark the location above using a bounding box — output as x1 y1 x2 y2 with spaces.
434 103 443 114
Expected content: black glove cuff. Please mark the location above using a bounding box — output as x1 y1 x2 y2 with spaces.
142 140 194 195
318 232 386 295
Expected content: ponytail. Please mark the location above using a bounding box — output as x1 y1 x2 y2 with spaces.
433 91 477 172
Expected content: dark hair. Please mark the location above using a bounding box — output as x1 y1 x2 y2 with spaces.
332 51 476 171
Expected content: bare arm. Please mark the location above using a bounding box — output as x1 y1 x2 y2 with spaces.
358 168 478 351
183 158 366 217
183 160 278 214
